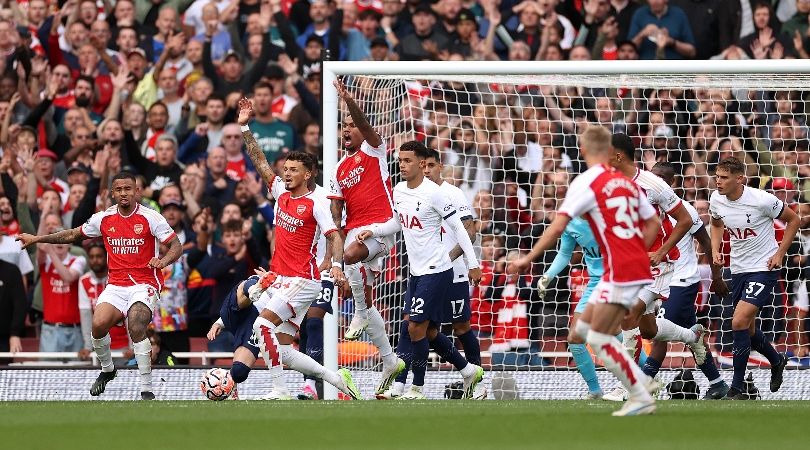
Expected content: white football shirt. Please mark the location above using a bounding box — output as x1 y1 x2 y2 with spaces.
393 178 477 276
439 181 476 284
709 186 783 274
671 200 704 287
632 168 681 214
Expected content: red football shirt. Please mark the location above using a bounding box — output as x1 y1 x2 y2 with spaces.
558 164 656 284
80 204 176 290
41 254 86 324
270 178 337 279
329 140 395 231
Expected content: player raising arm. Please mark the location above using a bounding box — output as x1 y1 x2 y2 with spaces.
18 173 183 400
710 157 799 399
358 141 484 400
514 126 661 416
329 78 404 395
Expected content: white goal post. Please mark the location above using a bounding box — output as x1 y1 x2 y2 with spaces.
321 60 810 400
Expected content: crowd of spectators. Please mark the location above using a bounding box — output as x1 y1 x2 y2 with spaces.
0 0 808 367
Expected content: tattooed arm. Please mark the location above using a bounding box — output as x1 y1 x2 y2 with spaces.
237 98 275 188
16 227 85 249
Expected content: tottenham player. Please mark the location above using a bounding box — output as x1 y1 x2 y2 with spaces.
18 173 183 400
380 149 485 399
602 134 709 401
206 271 361 400
710 157 799 399
510 215 606 399
514 126 662 415
358 141 484 400
646 162 731 399
329 78 405 395
238 98 361 399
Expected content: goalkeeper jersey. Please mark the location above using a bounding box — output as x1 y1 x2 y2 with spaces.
546 216 604 281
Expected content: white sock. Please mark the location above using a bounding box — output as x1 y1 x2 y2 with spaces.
587 330 650 401
654 318 696 343
708 377 723 385
254 316 287 393
622 327 641 360
459 363 476 378
367 306 396 366
91 333 114 372
133 338 152 393
345 263 368 318
280 344 343 391
392 381 405 395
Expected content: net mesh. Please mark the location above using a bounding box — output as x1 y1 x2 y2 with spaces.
330 71 810 399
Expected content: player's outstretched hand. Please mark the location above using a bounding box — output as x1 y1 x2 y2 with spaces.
767 253 784 271
207 322 222 341
147 257 165 269
468 267 482 286
355 230 373 242
330 267 347 287
537 275 551 299
15 233 38 249
237 97 254 125
713 252 724 267
649 250 665 267
507 256 530 275
254 267 269 277
333 78 351 100
77 348 91 361
710 277 729 298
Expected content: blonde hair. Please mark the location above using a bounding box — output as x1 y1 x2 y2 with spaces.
580 125 611 154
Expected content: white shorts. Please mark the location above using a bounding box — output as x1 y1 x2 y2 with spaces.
793 280 809 312
97 284 160 316
640 262 675 314
589 280 647 311
255 275 321 336
346 226 395 274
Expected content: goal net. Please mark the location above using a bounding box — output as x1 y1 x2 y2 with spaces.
322 61 810 400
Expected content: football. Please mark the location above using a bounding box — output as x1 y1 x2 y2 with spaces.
200 368 235 401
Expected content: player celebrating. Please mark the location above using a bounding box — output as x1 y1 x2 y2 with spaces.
329 78 405 395
379 148 485 400
358 141 484 400
18 173 183 400
602 134 709 402
238 98 361 400
509 215 606 399
710 157 799 399
645 162 731 399
515 126 662 416
206 271 361 400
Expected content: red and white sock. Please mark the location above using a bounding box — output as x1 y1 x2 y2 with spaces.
254 316 287 393
588 330 651 401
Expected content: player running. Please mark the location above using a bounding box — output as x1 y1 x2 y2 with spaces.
237 98 361 400
644 162 731 399
514 126 662 416
206 271 361 400
510 215 606 399
379 148 485 400
710 157 799 399
18 172 183 400
358 141 484 400
329 78 405 395
602 134 709 401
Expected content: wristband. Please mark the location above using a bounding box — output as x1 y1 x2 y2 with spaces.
240 125 250 132
332 261 343 269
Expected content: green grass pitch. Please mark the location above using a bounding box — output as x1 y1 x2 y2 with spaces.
3 400 808 449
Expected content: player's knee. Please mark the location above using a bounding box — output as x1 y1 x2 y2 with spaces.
408 322 426 341
426 327 438 342
230 361 251 383
343 243 367 265
573 320 590 343
452 321 471 336
639 320 657 340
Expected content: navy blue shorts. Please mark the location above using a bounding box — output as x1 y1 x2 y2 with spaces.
443 281 471 323
219 286 260 358
310 278 335 314
730 271 779 309
661 282 699 327
404 269 453 324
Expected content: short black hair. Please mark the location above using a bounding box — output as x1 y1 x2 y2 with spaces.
206 93 226 105
716 157 745 175
286 151 317 172
423 147 441 162
611 133 635 160
111 171 138 184
652 161 676 185
76 75 95 88
221 219 243 234
399 140 431 159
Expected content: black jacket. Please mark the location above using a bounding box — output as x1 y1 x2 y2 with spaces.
0 260 26 337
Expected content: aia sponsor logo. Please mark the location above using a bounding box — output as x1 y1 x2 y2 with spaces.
727 227 758 239
399 213 423 229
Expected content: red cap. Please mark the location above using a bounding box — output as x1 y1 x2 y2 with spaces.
36 148 58 161
771 177 795 191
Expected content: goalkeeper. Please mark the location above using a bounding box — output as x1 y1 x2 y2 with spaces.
513 216 605 399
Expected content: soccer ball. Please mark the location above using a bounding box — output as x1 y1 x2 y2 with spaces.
200 368 235 401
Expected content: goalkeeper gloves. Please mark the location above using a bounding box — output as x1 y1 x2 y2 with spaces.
537 275 551 300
